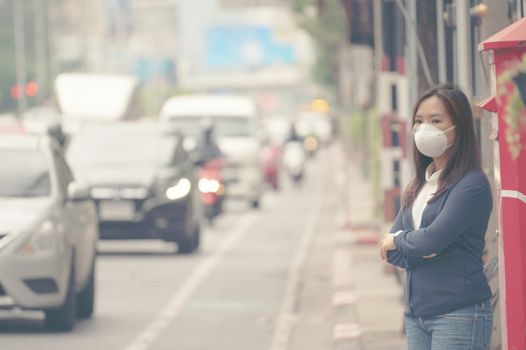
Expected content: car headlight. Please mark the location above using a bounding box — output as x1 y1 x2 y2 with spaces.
18 220 64 255
166 178 192 201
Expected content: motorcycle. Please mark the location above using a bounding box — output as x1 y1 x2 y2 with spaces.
282 141 306 185
198 158 226 224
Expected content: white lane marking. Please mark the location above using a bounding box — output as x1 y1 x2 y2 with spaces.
332 291 357 306
123 213 257 350
268 198 323 350
333 323 362 340
500 189 526 204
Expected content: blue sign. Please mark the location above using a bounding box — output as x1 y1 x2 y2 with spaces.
205 26 296 70
134 58 176 86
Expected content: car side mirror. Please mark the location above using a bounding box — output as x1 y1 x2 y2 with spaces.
67 182 91 201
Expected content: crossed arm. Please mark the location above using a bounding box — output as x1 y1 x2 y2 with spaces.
381 182 491 269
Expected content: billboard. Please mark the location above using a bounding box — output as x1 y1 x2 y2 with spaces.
205 26 296 70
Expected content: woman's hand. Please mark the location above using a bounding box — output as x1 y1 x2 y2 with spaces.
380 234 396 261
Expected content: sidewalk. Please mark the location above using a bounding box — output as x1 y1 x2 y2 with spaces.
333 151 407 350
288 145 406 350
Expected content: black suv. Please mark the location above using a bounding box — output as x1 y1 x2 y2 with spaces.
66 122 201 253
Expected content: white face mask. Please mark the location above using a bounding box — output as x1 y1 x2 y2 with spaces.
413 123 456 158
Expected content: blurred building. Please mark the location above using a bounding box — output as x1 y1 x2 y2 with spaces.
45 0 179 115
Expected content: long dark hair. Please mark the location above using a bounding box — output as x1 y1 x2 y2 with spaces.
402 85 482 210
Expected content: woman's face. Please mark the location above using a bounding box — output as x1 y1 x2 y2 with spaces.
414 95 456 146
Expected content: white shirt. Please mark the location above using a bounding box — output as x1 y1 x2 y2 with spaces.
412 164 442 229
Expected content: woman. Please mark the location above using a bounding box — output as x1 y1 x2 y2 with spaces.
380 85 494 350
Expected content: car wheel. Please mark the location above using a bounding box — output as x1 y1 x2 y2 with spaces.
77 259 95 319
177 225 200 254
45 263 76 332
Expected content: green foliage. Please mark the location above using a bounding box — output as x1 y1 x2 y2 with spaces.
498 55 526 160
338 107 383 219
292 0 348 89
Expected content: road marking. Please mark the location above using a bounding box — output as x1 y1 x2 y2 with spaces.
123 213 257 350
333 250 353 288
268 197 324 350
332 291 357 306
333 323 362 340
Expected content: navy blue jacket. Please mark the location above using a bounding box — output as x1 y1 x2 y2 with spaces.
387 169 493 318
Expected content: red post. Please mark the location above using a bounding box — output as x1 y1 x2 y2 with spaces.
480 17 526 350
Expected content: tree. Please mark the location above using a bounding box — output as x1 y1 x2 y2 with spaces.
292 0 348 90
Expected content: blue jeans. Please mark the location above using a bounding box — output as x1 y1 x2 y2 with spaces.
405 300 493 350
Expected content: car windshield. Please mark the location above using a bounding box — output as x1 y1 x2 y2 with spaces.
169 117 253 138
67 127 178 167
0 149 51 197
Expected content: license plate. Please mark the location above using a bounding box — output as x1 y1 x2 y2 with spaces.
98 201 135 221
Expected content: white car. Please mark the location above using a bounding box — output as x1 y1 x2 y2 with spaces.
0 133 98 331
160 94 265 208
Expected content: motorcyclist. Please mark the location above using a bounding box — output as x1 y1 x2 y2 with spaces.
194 119 223 164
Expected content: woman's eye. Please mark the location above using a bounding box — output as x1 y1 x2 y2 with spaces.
414 120 422 124
432 120 441 124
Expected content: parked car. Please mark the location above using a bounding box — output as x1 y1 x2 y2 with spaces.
0 133 98 331
160 94 264 208
66 122 201 253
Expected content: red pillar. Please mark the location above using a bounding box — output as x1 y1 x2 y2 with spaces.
480 17 526 350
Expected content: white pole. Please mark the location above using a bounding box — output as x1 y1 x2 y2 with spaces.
456 0 471 96
436 0 447 84
14 0 28 117
35 0 47 100
406 0 418 106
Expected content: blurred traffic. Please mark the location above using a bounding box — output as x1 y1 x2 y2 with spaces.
0 54 334 335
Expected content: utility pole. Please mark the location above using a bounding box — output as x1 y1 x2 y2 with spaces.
436 0 447 84
34 0 47 102
80 0 89 70
14 0 28 117
456 0 471 96
405 0 418 109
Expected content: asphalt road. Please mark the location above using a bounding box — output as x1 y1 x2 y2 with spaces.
0 149 336 350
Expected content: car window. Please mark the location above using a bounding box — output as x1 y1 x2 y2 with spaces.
0 149 51 197
170 117 253 138
67 127 178 168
